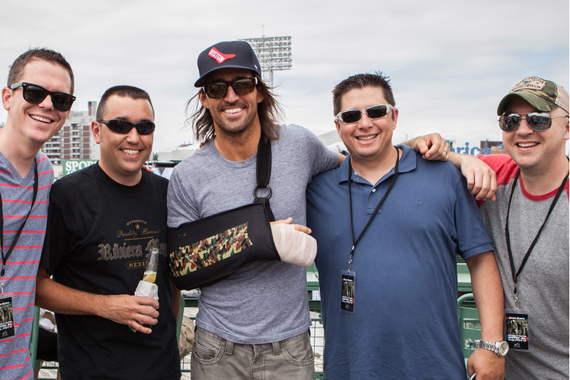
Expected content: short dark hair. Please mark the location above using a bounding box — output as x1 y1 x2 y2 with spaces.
186 74 282 142
332 72 395 116
97 85 154 120
8 48 75 94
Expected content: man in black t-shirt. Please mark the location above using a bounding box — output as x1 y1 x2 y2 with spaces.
36 86 181 380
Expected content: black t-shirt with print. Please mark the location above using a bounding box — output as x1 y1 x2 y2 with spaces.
41 163 180 380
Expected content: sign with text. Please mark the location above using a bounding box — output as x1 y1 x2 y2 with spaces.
63 160 97 176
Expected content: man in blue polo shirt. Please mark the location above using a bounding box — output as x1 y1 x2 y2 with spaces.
307 72 506 379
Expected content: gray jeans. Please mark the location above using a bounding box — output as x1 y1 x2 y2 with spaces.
191 327 315 380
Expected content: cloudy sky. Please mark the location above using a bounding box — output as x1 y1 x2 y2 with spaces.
1 0 568 154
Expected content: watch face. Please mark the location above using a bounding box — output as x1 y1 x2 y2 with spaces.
498 341 509 356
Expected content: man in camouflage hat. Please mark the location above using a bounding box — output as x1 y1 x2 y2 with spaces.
451 76 569 379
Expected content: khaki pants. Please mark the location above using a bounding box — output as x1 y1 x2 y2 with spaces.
191 327 315 380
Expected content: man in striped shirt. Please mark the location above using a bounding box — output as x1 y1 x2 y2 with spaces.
0 48 75 380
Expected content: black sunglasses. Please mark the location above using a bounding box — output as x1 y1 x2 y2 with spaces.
10 82 76 112
499 113 569 132
203 77 258 99
98 119 156 135
336 104 394 124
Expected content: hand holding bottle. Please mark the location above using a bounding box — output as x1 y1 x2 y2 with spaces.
132 247 160 331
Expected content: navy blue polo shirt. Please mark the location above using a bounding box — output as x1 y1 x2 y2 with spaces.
307 145 493 380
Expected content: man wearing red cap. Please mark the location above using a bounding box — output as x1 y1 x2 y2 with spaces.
451 76 569 379
168 40 340 380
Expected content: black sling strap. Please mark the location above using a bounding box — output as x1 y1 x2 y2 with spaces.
253 136 275 221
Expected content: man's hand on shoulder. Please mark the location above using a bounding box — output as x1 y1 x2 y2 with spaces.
405 133 450 161
448 152 497 201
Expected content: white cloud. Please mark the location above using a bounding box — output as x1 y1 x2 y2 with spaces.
1 0 567 151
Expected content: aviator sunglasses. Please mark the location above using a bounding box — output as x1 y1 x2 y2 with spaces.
499 112 569 132
203 77 258 99
336 104 394 124
97 119 156 135
10 82 76 112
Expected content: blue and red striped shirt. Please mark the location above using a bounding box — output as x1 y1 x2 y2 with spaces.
0 152 53 380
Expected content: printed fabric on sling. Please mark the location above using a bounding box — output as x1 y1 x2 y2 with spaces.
170 222 253 276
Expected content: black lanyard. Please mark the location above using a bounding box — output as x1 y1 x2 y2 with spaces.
347 147 399 271
504 168 568 308
0 159 39 291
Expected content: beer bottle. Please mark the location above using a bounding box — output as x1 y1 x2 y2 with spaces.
132 247 160 332
142 247 159 283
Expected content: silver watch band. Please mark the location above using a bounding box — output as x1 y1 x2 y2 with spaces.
478 340 509 357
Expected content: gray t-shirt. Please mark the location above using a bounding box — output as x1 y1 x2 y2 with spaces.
479 155 569 380
168 124 338 344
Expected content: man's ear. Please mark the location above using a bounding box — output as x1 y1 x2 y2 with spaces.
199 91 210 110
2 87 12 111
256 84 265 104
392 108 399 130
91 120 102 144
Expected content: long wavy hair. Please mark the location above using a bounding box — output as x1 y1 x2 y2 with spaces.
186 74 283 143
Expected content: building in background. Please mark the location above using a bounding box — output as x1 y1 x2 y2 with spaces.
42 101 99 167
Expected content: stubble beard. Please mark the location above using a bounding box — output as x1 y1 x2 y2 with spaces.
215 106 259 137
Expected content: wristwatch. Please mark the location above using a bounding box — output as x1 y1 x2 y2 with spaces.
478 340 509 357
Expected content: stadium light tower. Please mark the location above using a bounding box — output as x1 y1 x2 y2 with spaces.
239 36 292 88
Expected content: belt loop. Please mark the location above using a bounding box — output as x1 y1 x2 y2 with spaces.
225 340 234 355
272 341 280 355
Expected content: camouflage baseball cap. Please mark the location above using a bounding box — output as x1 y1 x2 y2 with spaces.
497 76 569 115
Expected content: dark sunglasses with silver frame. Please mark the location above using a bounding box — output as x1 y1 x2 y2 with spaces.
10 82 76 112
336 104 394 124
202 77 258 99
498 112 569 132
97 119 156 135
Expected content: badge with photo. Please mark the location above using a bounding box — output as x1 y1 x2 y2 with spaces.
340 271 355 313
0 297 15 339
505 309 530 350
